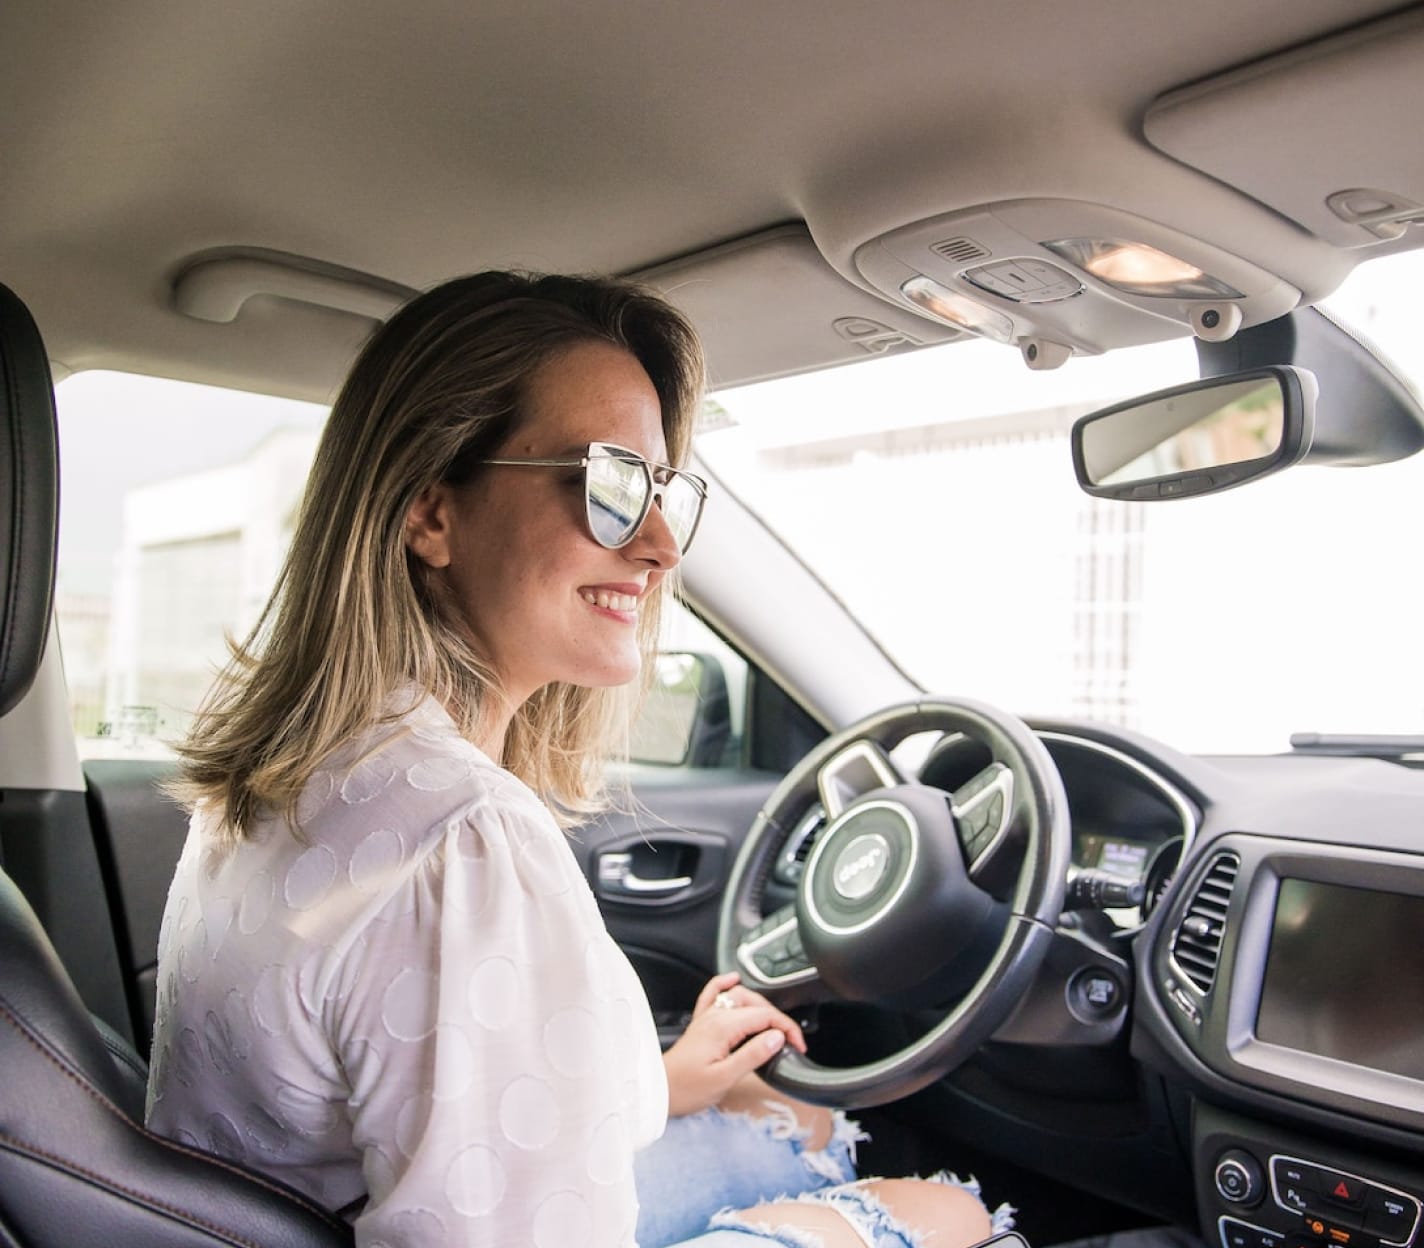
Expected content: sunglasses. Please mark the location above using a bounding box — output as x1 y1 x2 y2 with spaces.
478 441 709 554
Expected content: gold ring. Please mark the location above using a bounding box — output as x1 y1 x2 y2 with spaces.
714 990 737 1010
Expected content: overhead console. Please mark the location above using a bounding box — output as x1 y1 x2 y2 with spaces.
853 199 1299 369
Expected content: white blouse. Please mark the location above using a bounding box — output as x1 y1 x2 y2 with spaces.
146 694 668 1247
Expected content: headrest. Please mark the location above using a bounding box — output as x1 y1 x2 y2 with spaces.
0 282 59 717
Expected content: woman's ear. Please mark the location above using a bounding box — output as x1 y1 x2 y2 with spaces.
405 484 454 568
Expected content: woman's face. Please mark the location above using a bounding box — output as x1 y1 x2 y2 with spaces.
406 340 682 709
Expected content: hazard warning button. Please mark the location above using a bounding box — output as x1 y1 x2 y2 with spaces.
1321 1172 1368 1211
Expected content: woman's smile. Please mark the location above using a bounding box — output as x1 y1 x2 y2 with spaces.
580 581 645 621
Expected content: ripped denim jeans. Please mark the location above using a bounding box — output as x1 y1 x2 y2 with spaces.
634 1100 1015 1248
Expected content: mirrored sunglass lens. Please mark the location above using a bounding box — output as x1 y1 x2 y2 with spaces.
586 455 648 546
662 476 703 549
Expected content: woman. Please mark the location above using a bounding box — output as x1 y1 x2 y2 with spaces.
145 271 1006 1248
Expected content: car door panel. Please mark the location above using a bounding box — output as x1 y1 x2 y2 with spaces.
570 767 781 1039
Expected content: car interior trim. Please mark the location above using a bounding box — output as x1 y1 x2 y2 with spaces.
171 249 417 326
816 739 902 819
1038 731 1199 846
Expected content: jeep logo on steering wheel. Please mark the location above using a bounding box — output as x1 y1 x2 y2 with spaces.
832 832 891 901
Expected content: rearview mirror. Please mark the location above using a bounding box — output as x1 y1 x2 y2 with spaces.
1071 366 1316 500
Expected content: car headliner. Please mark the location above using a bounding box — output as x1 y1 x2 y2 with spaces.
1 0 1414 402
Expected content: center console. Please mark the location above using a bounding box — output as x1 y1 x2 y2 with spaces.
1152 836 1424 1248
1197 1106 1424 1248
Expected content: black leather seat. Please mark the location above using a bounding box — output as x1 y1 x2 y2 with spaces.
0 280 353 1246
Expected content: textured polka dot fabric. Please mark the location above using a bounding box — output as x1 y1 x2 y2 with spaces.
146 693 667 1247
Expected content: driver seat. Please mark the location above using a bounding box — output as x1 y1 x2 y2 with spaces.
0 279 353 1246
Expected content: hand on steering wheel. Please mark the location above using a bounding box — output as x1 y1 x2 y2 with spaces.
662 972 808 1117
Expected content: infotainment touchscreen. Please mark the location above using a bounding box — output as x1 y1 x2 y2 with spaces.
1256 878 1424 1081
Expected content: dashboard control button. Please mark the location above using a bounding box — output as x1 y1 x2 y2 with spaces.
1282 1187 1313 1214
1320 1173 1369 1211
1067 966 1125 1022
1221 1216 1287 1248
1300 1215 1364 1246
1363 1189 1420 1244
1222 1219 1255 1248
1275 1160 1325 1194
1217 1151 1265 1206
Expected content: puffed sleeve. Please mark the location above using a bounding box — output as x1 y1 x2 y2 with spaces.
322 779 666 1248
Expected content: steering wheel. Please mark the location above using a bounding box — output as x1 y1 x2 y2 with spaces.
717 696 1070 1109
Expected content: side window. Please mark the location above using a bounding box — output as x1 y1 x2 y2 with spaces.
54 371 326 756
55 370 750 769
629 598 748 767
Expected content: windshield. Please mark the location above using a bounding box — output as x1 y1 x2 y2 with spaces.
702 251 1424 754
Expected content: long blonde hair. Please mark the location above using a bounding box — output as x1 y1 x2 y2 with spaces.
172 271 705 840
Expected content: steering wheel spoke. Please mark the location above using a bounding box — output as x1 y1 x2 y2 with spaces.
817 738 905 819
950 762 1016 881
735 903 824 996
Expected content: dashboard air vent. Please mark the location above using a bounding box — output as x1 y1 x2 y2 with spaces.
774 805 828 886
931 236 989 264
1171 851 1240 993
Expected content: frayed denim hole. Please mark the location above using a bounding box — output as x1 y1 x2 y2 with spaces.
923 1169 1017 1233
706 1205 831 1248
797 1185 915 1248
797 1109 867 1185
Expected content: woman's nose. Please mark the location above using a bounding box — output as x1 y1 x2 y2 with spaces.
625 494 681 568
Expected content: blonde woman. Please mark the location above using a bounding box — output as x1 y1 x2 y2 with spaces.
145 271 1003 1248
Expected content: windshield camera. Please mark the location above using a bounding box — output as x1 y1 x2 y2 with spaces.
1021 337 1073 370
1190 303 1243 342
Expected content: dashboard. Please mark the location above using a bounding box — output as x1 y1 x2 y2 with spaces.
920 726 1197 928
745 716 1424 1246
1110 744 1424 1248
917 723 1424 1248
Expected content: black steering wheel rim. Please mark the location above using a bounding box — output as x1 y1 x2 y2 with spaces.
716 695 1070 1108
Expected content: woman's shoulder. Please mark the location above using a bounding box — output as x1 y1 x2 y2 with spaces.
294 691 546 848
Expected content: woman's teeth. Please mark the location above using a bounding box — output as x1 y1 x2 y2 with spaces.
582 590 637 612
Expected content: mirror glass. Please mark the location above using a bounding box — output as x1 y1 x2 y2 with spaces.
1079 375 1286 486
630 651 732 766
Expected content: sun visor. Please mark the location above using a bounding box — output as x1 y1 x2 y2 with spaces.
635 225 960 389
1145 9 1424 249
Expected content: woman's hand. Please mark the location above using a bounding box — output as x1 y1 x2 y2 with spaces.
662 972 808 1118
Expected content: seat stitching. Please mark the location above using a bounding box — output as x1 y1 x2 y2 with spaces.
0 998 347 1232
0 1132 265 1248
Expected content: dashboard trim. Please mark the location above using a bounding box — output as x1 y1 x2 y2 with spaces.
1039 729 1200 926
1038 730 1200 857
